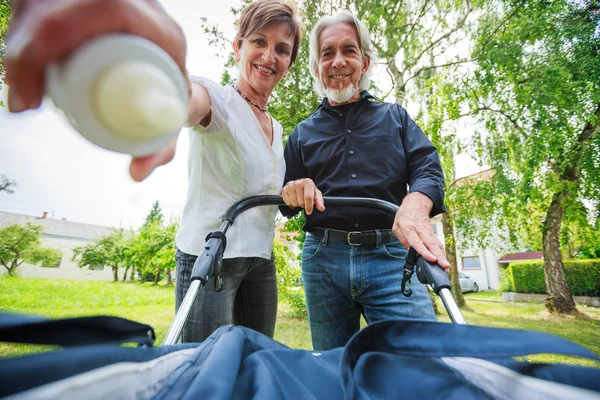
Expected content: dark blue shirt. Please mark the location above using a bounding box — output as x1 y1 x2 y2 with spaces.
281 91 445 232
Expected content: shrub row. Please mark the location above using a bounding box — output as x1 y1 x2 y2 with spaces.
501 259 600 297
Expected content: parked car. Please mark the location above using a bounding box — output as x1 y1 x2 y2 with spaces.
458 272 479 293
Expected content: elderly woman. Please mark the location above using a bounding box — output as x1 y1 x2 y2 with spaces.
175 0 303 342
5 0 302 343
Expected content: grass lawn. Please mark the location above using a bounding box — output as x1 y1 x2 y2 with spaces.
1 277 599 367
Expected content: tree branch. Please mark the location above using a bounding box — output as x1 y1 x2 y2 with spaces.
398 0 434 52
411 5 474 66
383 63 396 100
475 3 521 57
458 106 528 139
405 58 477 86
563 103 600 182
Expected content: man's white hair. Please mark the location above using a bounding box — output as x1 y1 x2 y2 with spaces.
308 10 378 97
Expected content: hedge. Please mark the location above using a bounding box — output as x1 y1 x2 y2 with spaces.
501 259 600 297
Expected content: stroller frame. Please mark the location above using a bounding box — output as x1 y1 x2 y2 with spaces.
164 195 465 345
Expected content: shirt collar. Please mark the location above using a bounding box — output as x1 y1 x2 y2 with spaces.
319 90 375 111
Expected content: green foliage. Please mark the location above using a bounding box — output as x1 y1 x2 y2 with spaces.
429 0 600 309
0 0 10 93
72 229 130 281
0 223 63 276
142 201 164 228
353 0 478 105
281 214 306 256
273 240 299 293
273 240 307 319
502 260 600 297
0 174 16 194
132 220 178 284
282 291 308 319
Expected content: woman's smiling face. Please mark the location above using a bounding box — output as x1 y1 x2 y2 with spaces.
234 22 294 93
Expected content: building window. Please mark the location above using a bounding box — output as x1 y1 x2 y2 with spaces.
462 256 481 270
431 224 438 235
42 257 61 268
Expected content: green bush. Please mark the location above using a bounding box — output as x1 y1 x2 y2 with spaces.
273 240 308 320
501 259 600 297
282 291 308 320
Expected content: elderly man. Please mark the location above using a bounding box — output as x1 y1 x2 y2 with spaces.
281 10 450 351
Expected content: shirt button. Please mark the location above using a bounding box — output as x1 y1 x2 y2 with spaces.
355 223 359 228
347 129 352 134
349 150 354 155
351 174 357 178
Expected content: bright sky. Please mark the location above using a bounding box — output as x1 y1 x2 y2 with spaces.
0 0 478 230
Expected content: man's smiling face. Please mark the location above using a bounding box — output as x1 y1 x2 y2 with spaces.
316 22 370 105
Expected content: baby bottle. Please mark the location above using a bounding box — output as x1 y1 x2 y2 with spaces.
46 34 188 157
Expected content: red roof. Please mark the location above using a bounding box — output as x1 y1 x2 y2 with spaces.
498 251 543 262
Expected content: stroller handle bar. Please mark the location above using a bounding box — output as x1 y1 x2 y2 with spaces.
223 195 399 223
164 196 465 345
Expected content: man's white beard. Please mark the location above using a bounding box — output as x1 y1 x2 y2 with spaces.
325 84 356 104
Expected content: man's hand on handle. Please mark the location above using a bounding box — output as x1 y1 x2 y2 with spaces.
393 192 450 269
281 179 325 215
5 0 190 181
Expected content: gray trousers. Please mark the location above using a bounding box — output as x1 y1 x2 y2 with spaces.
175 248 278 343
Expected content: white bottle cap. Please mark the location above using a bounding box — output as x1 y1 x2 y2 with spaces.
46 34 188 157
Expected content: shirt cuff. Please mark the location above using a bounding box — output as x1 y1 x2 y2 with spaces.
408 183 446 217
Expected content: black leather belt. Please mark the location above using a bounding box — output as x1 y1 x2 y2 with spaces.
308 228 395 246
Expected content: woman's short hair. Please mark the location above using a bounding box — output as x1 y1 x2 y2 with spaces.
308 10 378 96
234 0 303 67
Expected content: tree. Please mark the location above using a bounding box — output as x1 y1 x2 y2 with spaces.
0 174 16 194
143 201 164 228
436 0 600 313
134 220 178 285
72 229 130 282
0 223 62 276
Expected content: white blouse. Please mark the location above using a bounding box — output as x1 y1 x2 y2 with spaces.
175 77 285 259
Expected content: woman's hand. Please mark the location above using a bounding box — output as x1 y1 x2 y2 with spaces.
6 0 191 181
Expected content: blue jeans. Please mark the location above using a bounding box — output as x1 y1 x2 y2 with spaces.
175 249 278 343
301 232 435 350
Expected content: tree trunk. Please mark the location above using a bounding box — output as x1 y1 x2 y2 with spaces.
5 261 17 276
153 269 161 285
427 286 441 316
129 266 135 281
165 268 173 286
442 212 467 308
112 266 119 282
122 266 129 282
542 189 577 314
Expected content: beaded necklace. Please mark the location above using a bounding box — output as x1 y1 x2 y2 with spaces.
232 85 268 112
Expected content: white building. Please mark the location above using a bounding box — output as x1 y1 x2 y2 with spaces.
0 211 120 281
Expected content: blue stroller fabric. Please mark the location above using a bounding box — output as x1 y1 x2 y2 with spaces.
1 316 599 399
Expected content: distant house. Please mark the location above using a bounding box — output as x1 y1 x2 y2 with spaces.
0 211 119 281
498 252 544 266
448 169 544 291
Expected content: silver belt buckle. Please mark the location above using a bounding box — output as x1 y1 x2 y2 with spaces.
347 231 362 246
